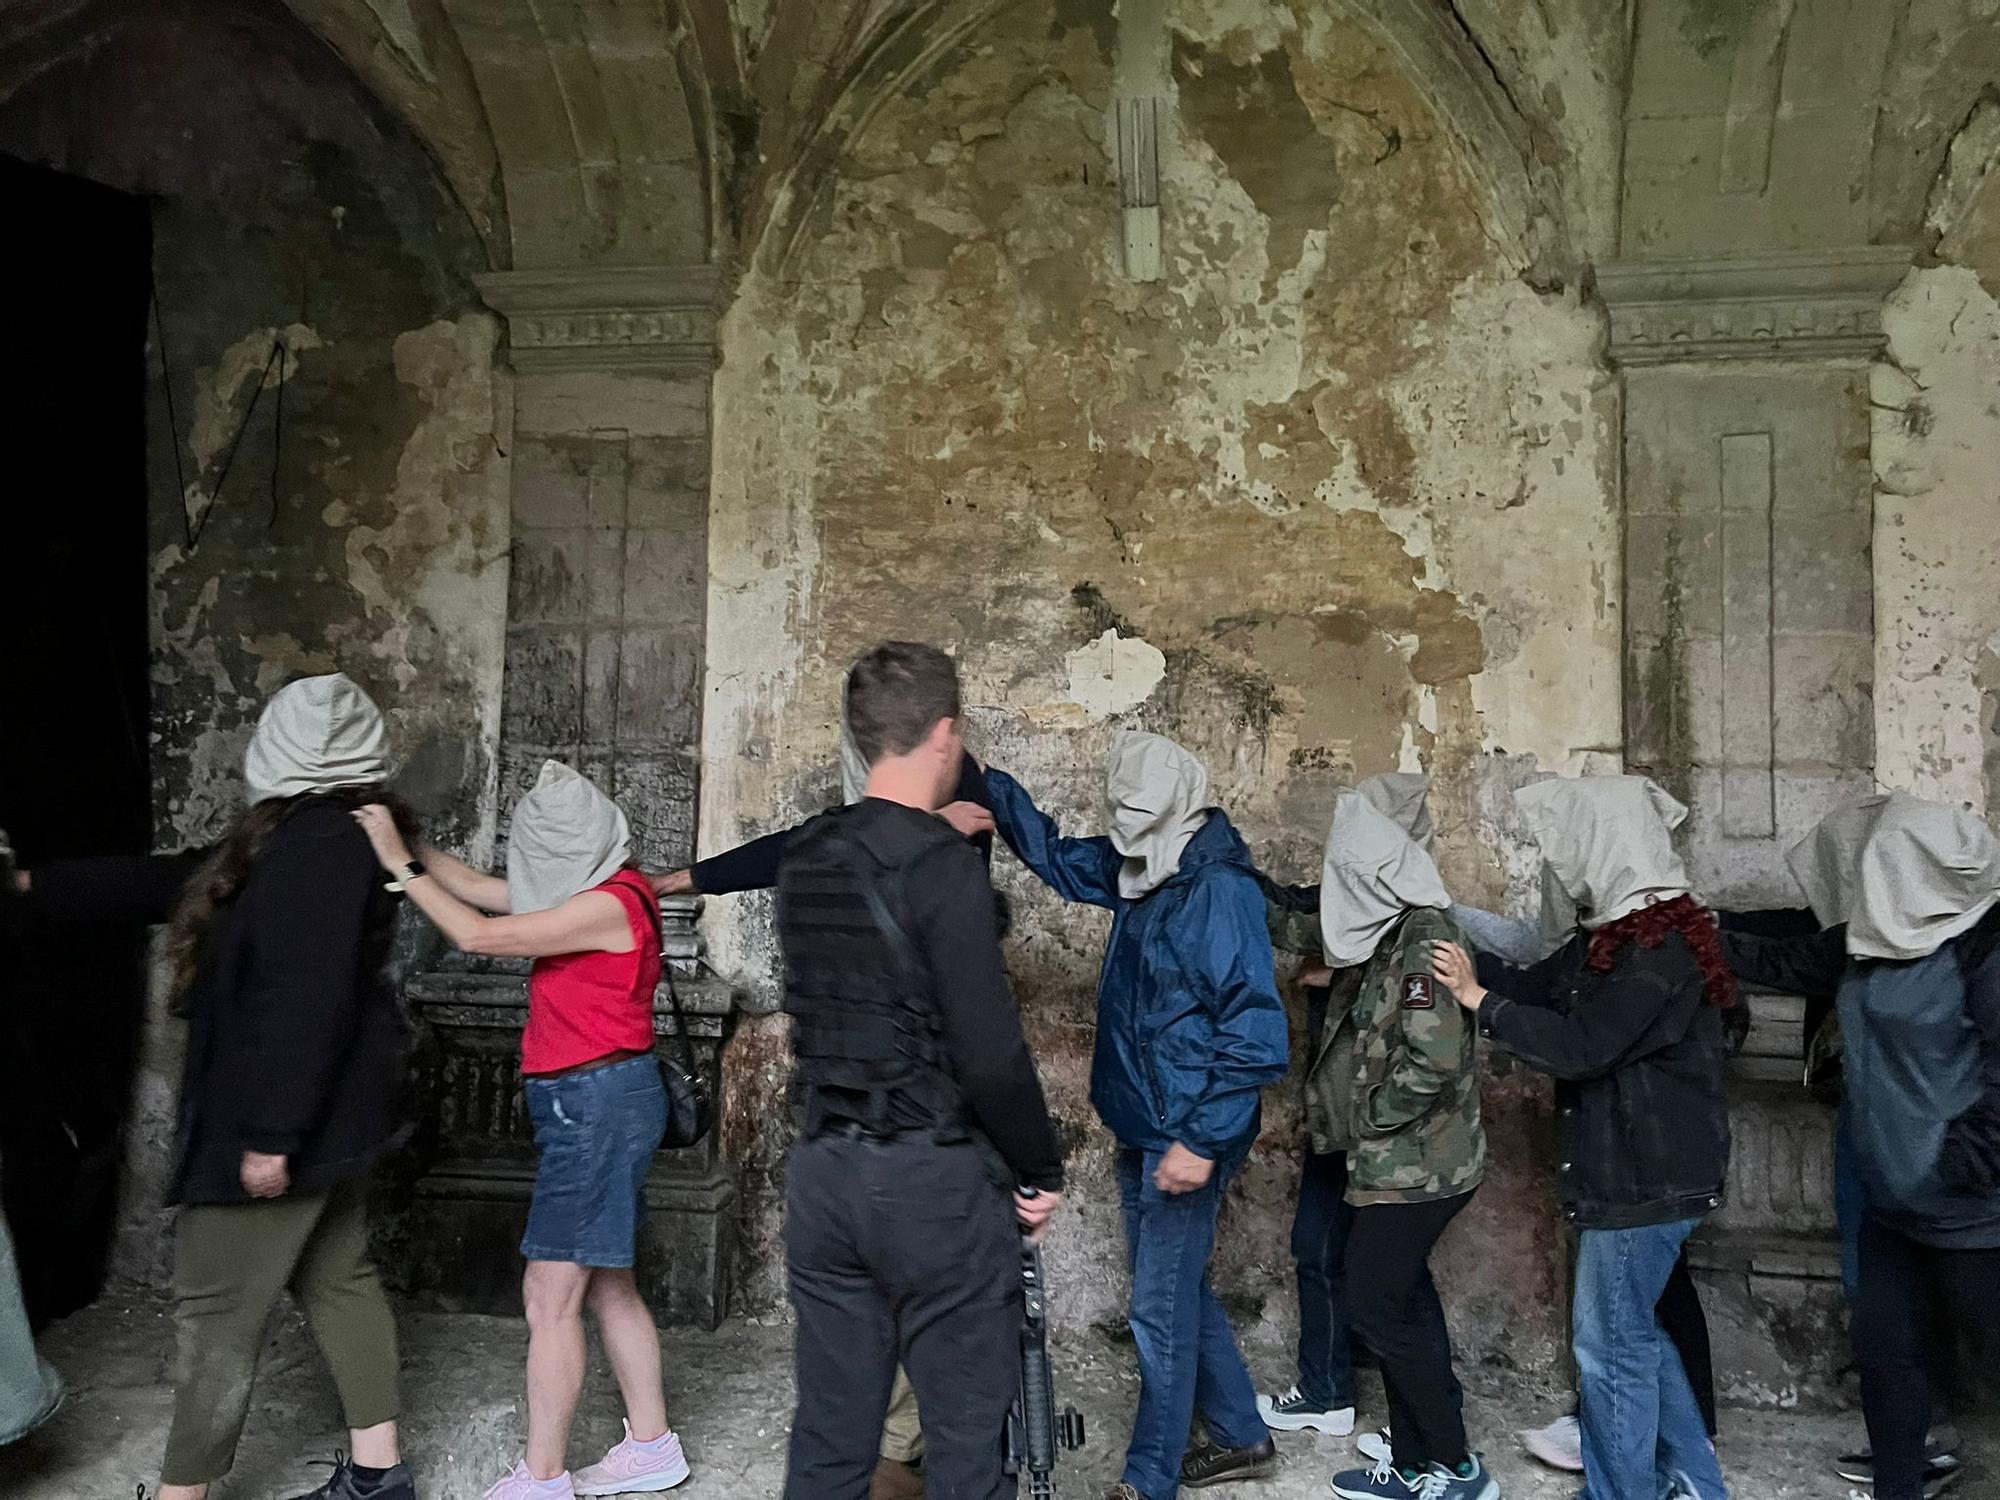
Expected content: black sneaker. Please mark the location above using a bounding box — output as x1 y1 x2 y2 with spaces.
1834 1441 1961 1488
1180 1435 1278 1487
285 1456 417 1500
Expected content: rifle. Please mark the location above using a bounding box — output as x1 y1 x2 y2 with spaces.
1006 1195 1085 1499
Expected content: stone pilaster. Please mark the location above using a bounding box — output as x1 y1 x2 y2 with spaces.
1603 245 1910 1403
476 265 722 868
394 265 740 1327
1603 246 1910 908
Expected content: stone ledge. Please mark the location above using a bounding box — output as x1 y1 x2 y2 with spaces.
1597 246 1915 365
476 264 725 371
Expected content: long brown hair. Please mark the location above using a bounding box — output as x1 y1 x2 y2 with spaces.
167 784 417 1003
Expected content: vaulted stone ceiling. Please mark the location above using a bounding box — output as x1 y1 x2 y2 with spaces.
1 0 1995 283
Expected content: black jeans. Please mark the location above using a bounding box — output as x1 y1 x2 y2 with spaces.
783 1133 1020 1500
1854 1217 2000 1500
1292 1150 1357 1408
1346 1191 1472 1473
1654 1249 1717 1436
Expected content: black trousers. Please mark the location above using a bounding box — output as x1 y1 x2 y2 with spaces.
1854 1217 2000 1500
783 1132 1020 1500
1346 1191 1473 1473
1653 1248 1717 1436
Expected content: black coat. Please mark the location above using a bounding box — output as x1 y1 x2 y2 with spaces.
168 800 407 1206
1478 932 1730 1230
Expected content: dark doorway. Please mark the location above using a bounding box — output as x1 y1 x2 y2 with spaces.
0 154 154 1323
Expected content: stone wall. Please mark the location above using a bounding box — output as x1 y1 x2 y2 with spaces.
701 0 1622 1377
0 2 509 1283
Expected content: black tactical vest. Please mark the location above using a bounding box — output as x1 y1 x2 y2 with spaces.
776 807 967 1138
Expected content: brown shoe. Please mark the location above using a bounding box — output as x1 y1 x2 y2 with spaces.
1181 1435 1279 1487
870 1456 925 1500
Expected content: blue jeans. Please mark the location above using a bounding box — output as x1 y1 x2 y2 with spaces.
1574 1219 1727 1500
522 1056 668 1268
1292 1150 1356 1408
1115 1146 1268 1500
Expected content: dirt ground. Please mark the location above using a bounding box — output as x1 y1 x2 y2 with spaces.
2 1291 1987 1499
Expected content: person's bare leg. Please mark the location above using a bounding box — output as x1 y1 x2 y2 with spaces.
587 1268 669 1441
158 1486 208 1500
349 1418 400 1468
524 1260 593 1479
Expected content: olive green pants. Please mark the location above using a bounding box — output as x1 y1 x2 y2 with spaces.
162 1182 399 1486
879 1365 923 1463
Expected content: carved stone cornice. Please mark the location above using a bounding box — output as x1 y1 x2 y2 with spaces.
1596 246 1915 367
475 264 725 372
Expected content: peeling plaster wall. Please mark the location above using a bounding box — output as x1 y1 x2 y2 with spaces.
706 0 1619 1375
1873 93 2000 814
1874 263 2000 809
0 6 508 1282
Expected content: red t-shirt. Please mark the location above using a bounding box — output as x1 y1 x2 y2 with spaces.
521 868 662 1075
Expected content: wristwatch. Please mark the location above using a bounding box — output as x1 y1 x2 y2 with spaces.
385 859 428 893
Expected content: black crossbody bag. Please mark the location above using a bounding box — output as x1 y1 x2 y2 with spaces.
640 893 714 1150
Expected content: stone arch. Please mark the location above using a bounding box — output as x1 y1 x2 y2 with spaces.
284 0 715 270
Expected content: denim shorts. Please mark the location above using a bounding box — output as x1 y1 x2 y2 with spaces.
522 1056 668 1268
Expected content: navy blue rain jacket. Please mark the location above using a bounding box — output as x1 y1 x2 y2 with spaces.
985 769 1289 1158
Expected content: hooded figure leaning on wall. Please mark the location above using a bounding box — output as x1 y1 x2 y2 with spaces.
1718 791 2000 1500
353 759 696 1500
1430 774 1735 1500
983 730 1291 1498
1311 795 1497 1500
152 672 420 1500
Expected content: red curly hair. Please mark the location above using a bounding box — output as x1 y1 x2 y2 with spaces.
1585 893 1739 1009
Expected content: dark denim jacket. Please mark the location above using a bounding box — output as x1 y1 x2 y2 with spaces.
1478 933 1730 1229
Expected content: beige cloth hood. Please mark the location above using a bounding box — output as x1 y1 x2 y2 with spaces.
1515 775 1691 930
1788 792 2000 961
1358 771 1434 852
243 673 389 806
1319 790 1452 967
1105 730 1212 899
506 760 634 915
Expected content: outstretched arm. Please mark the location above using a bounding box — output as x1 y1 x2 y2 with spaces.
983 767 1122 909
355 805 632 958
415 845 511 912
1435 939 1688 1082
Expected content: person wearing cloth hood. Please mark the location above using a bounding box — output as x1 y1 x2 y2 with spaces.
1717 793 2000 1500
984 732 1289 1500
1258 773 1439 1443
1431 776 1733 1500
1293 793 1493 1500
151 675 418 1500
354 762 690 1500
652 688 1000 1500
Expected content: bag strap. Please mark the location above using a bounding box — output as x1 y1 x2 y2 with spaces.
631 877 701 1081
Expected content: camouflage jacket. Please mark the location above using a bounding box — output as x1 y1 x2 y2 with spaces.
1346 907 1485 1205
1267 893 1360 1154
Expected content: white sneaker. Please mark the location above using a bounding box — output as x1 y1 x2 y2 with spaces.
1520 1413 1583 1473
1356 1428 1393 1464
1258 1384 1357 1436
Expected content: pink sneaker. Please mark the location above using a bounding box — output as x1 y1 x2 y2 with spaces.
482 1461 575 1500
573 1422 691 1495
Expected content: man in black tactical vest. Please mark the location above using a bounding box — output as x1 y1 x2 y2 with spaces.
778 641 1066 1500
